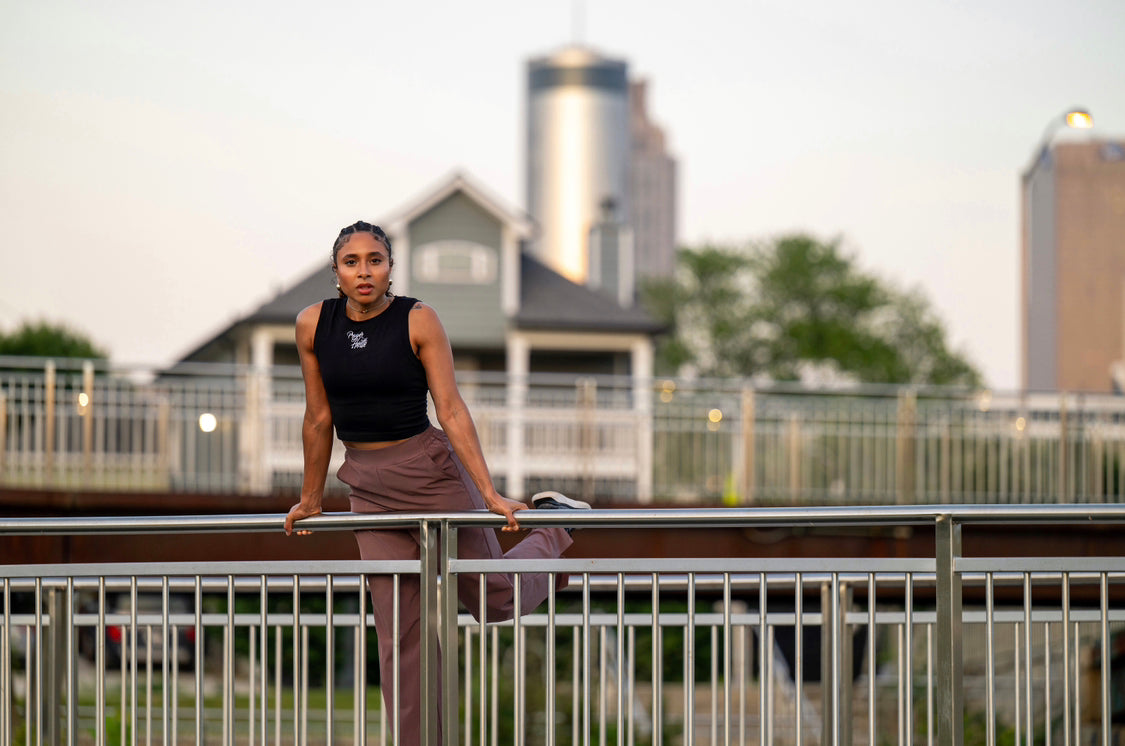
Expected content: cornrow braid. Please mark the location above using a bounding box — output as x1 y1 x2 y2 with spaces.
331 220 392 262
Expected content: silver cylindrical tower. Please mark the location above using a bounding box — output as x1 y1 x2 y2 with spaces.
526 46 629 284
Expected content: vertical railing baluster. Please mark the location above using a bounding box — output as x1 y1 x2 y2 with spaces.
796 573 805 746
710 626 717 746
986 572 996 746
357 576 368 746
275 626 282 746
1073 621 1081 746
292 574 301 746
66 578 77 746
934 514 964 746
867 573 876 746
831 573 843 746
618 572 626 746
195 577 203 746
722 572 731 746
599 624 607 746
491 625 499 746
260 575 268 746
33 577 42 746
1099 573 1109 746
301 625 309 746
583 574 592 746
2 579 9 746
685 572 695 746
419 519 440 746
1062 573 1071 746
226 575 236 746
1015 622 1021 746
441 523 460 746
159 577 169 746
1044 622 1052 746
479 573 487 746
1024 574 1033 745
652 573 662 746
763 575 771 746
128 579 137 746
904 573 913 746
326 574 335 746
546 573 556 746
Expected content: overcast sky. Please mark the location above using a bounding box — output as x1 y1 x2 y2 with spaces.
2 0 1123 388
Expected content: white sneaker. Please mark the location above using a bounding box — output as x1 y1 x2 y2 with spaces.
531 491 591 511
531 491 591 534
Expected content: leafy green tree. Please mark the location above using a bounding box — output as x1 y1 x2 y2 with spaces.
641 234 981 387
0 320 108 359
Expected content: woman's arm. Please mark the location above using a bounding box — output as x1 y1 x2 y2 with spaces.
285 302 334 536
410 301 525 531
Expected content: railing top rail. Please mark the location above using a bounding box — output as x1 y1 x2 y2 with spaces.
3 504 1125 536
5 352 1125 401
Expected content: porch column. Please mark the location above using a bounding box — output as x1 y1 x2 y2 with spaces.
506 334 529 500
631 338 654 502
244 328 274 493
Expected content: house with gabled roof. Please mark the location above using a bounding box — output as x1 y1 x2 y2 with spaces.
179 171 662 378
176 171 665 499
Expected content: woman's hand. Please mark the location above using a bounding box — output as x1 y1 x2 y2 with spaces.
485 494 527 532
284 502 322 536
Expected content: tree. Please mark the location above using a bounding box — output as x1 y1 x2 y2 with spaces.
641 234 981 387
0 320 108 359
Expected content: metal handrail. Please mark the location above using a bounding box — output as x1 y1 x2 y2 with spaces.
4 503 1125 536
4 506 1125 745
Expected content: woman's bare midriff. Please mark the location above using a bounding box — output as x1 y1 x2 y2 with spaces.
343 438 410 450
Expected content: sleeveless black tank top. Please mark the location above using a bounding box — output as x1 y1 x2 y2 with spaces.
312 296 430 442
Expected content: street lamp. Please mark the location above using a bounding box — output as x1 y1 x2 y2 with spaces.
1025 107 1093 178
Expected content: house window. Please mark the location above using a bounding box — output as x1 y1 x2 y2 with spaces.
414 241 497 284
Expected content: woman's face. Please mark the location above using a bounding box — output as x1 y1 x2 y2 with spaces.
334 232 393 302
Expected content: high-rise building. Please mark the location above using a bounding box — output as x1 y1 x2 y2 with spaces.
629 80 677 283
526 46 630 285
1021 139 1125 393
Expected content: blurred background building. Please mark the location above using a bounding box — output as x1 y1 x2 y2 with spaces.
525 46 677 300
629 79 677 284
180 44 677 378
1021 139 1125 393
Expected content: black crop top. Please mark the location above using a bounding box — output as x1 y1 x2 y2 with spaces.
312 296 431 442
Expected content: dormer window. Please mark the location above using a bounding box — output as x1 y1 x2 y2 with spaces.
414 241 497 284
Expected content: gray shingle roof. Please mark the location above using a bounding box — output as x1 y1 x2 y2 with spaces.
245 263 334 324
177 253 662 363
514 254 665 333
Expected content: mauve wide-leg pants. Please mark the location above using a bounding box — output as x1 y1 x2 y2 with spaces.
336 426 572 746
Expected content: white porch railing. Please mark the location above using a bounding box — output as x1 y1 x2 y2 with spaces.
3 356 1125 504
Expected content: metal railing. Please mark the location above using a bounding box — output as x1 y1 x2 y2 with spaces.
3 355 1125 504
3 506 1125 745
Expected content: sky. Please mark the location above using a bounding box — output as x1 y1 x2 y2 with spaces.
1 0 1123 388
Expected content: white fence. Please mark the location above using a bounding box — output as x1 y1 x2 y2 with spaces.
3 356 1125 504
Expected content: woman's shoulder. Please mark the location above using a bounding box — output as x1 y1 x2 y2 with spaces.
297 298 339 335
399 296 433 315
297 299 329 323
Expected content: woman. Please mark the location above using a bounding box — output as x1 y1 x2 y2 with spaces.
284 220 588 744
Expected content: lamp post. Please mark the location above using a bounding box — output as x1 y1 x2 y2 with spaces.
1024 107 1093 179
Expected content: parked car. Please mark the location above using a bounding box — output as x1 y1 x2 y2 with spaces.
78 593 196 669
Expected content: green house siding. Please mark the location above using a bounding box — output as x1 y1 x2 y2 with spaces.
408 191 506 349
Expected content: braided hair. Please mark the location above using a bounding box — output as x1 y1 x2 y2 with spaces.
332 221 393 298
